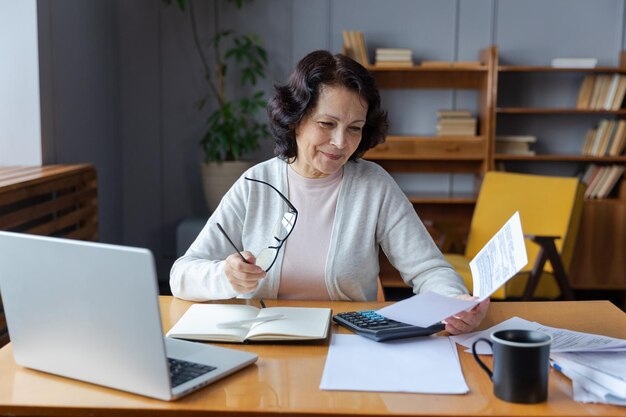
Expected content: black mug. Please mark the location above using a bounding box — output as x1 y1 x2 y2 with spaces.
472 329 552 404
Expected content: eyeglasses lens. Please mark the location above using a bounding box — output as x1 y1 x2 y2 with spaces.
256 211 296 271
274 212 296 240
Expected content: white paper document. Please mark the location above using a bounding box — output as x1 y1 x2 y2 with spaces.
377 292 477 328
469 211 527 299
320 334 468 394
377 212 527 328
451 316 626 354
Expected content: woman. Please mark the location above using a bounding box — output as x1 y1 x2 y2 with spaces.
170 50 488 334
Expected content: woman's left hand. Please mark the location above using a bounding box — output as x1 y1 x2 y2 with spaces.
443 295 489 335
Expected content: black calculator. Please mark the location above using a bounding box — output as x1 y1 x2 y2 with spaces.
333 310 445 342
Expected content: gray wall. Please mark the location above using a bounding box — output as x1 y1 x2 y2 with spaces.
38 0 122 243
37 0 626 290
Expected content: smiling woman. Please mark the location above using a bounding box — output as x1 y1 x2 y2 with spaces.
169 50 488 335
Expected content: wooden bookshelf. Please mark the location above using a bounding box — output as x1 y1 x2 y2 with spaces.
495 52 626 295
359 43 625 296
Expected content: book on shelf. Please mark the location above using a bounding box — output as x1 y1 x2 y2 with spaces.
582 119 626 156
576 74 596 109
495 135 537 155
580 163 598 184
592 74 611 110
597 120 616 156
341 30 369 66
609 120 626 156
374 48 413 66
581 164 625 199
611 76 626 110
582 128 597 155
597 165 625 199
604 74 621 110
166 304 332 343
436 110 476 136
551 57 598 68
375 48 412 55
577 74 626 110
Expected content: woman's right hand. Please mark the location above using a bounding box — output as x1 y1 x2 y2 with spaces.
224 251 267 294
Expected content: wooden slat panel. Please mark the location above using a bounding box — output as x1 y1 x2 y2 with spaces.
0 170 96 206
0 164 98 241
0 186 97 229
25 204 97 236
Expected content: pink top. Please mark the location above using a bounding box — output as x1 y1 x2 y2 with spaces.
277 165 343 300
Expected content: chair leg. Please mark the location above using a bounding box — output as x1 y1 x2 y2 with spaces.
542 239 575 301
523 249 548 301
523 236 575 301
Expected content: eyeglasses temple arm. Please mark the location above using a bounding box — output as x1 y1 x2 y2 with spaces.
216 223 249 264
244 176 298 214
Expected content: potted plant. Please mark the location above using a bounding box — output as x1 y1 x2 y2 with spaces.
165 0 269 211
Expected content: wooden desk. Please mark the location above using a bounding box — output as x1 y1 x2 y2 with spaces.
0 298 625 417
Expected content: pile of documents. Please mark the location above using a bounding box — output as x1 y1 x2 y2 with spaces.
451 316 626 406
551 351 626 405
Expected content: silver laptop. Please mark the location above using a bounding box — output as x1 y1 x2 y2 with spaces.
0 231 257 401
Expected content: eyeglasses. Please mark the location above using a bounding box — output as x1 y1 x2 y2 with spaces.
217 177 298 272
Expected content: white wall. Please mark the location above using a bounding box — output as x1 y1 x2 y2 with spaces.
0 0 41 165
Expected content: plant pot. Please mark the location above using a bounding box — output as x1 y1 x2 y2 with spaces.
201 161 255 212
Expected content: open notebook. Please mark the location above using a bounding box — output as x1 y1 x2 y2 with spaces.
166 304 332 343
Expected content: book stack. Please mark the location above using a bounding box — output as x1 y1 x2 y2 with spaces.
495 135 537 155
581 164 625 199
436 110 477 136
374 48 413 67
576 74 626 110
581 119 626 156
341 30 369 66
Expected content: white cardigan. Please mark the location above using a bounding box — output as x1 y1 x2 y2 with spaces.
170 157 468 301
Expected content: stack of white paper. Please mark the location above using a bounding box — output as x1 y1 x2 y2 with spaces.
550 352 626 405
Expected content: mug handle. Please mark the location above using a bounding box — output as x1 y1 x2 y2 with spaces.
472 338 493 379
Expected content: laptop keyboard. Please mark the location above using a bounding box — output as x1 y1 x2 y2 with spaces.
168 357 217 388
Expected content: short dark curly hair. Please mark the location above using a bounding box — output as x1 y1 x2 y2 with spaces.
267 50 388 161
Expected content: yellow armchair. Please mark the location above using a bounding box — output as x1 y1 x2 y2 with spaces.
444 171 585 299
